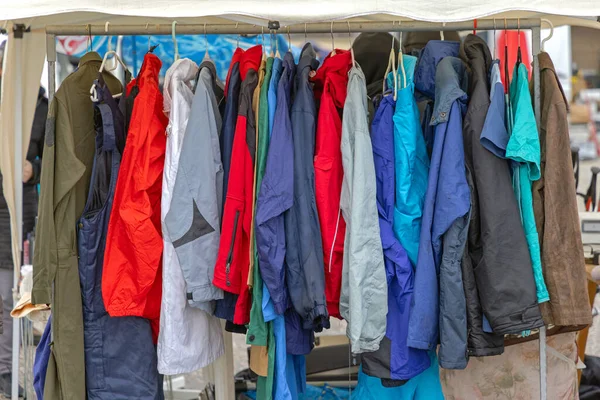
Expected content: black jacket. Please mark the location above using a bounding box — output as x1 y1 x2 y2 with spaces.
460 35 543 356
0 87 47 267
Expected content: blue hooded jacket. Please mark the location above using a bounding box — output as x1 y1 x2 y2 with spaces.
408 56 471 369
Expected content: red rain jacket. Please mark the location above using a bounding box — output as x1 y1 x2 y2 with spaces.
103 53 168 340
213 45 262 325
312 50 352 319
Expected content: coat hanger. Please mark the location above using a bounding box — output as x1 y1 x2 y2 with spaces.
493 18 498 59
330 22 336 56
504 18 510 94
261 27 267 57
440 22 445 41
269 29 275 58
86 24 92 52
383 29 398 98
347 21 355 66
287 26 292 53
473 19 477 35
235 22 240 49
203 23 212 62
398 28 406 91
516 18 522 67
172 21 180 61
105 22 116 71
90 50 128 101
304 23 308 44
541 18 554 52
274 30 281 58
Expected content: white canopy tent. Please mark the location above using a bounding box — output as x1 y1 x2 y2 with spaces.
0 2 598 400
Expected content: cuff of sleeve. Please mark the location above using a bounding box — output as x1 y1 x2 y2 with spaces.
406 338 434 351
303 304 330 332
271 292 288 316
31 287 51 305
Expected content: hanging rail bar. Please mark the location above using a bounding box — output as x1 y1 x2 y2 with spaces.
46 18 541 36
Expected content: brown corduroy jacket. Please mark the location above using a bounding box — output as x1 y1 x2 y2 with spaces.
532 52 592 331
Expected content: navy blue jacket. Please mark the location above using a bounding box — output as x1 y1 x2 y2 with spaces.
284 43 330 333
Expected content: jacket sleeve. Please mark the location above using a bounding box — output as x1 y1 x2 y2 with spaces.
339 74 387 354
32 99 58 305
165 86 224 312
255 94 294 315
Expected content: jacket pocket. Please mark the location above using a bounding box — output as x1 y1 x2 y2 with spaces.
225 210 241 288
83 318 106 391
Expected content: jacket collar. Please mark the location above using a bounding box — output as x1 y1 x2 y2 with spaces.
163 58 198 114
297 42 319 75
240 45 262 80
414 40 460 100
538 51 569 108
311 49 352 107
431 56 468 125
79 51 102 67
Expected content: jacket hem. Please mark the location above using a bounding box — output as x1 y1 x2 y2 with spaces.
212 276 240 294
468 346 504 357
188 284 224 303
303 304 330 332
31 288 51 305
350 334 385 355
439 359 468 370
491 303 544 334
406 338 433 351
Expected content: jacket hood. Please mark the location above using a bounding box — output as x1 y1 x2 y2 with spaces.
163 58 198 114
311 49 352 108
138 53 163 88
403 31 461 55
297 42 319 75
431 57 468 126
225 47 245 97
353 32 400 98
460 34 493 93
240 45 262 80
414 40 460 100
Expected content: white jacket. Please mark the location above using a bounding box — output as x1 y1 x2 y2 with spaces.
157 59 224 374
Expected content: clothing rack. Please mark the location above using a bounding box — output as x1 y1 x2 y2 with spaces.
40 18 547 400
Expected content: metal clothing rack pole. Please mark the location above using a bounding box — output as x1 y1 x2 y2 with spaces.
43 17 545 400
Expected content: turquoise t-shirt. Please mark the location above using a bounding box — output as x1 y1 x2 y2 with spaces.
507 63 549 303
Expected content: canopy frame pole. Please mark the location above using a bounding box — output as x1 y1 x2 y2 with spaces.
11 23 24 400
531 24 547 400
45 18 541 36
42 18 542 400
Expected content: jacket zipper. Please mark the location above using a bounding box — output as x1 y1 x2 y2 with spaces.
225 210 240 287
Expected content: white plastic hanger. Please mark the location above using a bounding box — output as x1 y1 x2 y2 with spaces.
440 22 446 41
347 21 355 66
330 22 336 56
105 22 116 71
172 21 180 61
89 50 128 101
287 26 292 53
541 18 554 52
203 23 212 62
383 32 398 99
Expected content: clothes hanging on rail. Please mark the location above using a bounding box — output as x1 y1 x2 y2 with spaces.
534 52 591 329
34 51 123 400
312 49 352 320
459 34 543 356
102 53 167 340
158 58 225 374
78 73 161 400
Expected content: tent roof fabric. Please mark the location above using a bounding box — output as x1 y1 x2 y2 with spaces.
2 1 599 29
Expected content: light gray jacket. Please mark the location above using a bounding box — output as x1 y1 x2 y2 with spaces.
164 64 225 312
339 65 387 354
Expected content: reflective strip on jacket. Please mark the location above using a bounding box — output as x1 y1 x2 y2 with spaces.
460 35 543 356
284 43 330 333
213 45 262 325
339 65 387 354
312 49 352 319
103 54 167 339
159 60 225 374
361 94 430 382
408 57 470 369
